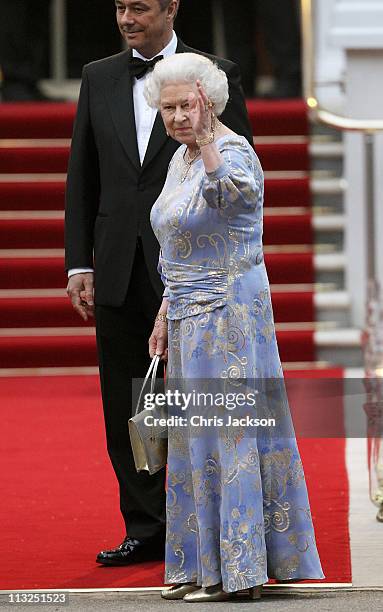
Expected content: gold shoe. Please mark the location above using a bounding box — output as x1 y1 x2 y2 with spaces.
183 583 232 602
249 585 263 600
161 583 199 600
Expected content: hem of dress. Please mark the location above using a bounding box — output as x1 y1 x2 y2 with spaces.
164 576 268 594
164 573 326 591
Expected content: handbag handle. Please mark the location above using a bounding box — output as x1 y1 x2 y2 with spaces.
134 354 161 417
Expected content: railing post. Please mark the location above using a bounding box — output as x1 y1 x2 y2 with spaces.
50 0 67 82
212 0 226 57
365 133 376 282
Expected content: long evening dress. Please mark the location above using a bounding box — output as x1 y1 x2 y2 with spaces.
150 134 325 592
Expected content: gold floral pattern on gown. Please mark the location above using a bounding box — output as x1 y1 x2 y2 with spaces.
150 135 325 592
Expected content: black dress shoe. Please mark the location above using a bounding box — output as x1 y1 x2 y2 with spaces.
96 536 164 566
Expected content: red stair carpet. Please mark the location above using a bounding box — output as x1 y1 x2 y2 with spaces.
0 373 350 590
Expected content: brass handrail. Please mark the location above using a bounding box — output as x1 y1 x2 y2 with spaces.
300 0 383 133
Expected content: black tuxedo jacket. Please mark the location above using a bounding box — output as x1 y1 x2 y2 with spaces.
65 39 253 306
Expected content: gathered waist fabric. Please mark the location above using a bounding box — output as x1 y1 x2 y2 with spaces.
160 257 228 320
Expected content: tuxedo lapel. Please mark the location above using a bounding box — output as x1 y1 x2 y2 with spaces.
141 111 168 171
106 52 141 172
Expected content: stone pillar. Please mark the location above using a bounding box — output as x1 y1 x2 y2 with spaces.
314 0 345 111
330 0 383 327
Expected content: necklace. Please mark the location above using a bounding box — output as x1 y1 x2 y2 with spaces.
180 147 201 183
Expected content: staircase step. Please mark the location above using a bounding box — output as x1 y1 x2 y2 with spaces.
311 177 345 196
0 181 65 211
0 138 343 174
0 326 360 368
0 289 328 328
0 144 70 174
0 176 313 210
0 210 343 249
1 141 310 173
0 255 67 289
0 103 76 139
0 218 65 248
310 141 344 159
0 363 346 377
0 334 97 368
0 296 91 328
1 213 339 248
0 100 308 139
0 249 321 287
246 99 308 136
0 366 100 377
0 250 344 288
0 290 349 327
316 329 363 368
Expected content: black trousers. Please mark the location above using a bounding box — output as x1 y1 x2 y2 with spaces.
95 239 166 542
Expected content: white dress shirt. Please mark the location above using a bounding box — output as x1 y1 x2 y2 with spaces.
68 31 178 279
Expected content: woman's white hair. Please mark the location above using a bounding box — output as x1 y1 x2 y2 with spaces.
144 53 229 117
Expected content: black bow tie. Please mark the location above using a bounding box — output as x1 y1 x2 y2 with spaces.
128 55 164 79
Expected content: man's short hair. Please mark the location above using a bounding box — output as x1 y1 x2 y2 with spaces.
158 0 179 19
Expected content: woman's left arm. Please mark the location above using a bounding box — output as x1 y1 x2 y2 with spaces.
201 145 261 216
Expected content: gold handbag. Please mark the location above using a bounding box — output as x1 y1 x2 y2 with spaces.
128 355 167 475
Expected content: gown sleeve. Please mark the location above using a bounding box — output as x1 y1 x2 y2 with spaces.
201 140 263 218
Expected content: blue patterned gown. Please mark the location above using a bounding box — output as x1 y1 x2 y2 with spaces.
150 134 325 592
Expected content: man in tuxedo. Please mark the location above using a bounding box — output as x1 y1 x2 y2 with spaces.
65 0 252 566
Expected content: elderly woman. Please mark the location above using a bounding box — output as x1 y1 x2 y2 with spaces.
144 53 325 602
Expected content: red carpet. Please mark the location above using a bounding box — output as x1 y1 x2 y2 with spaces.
0 374 350 589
